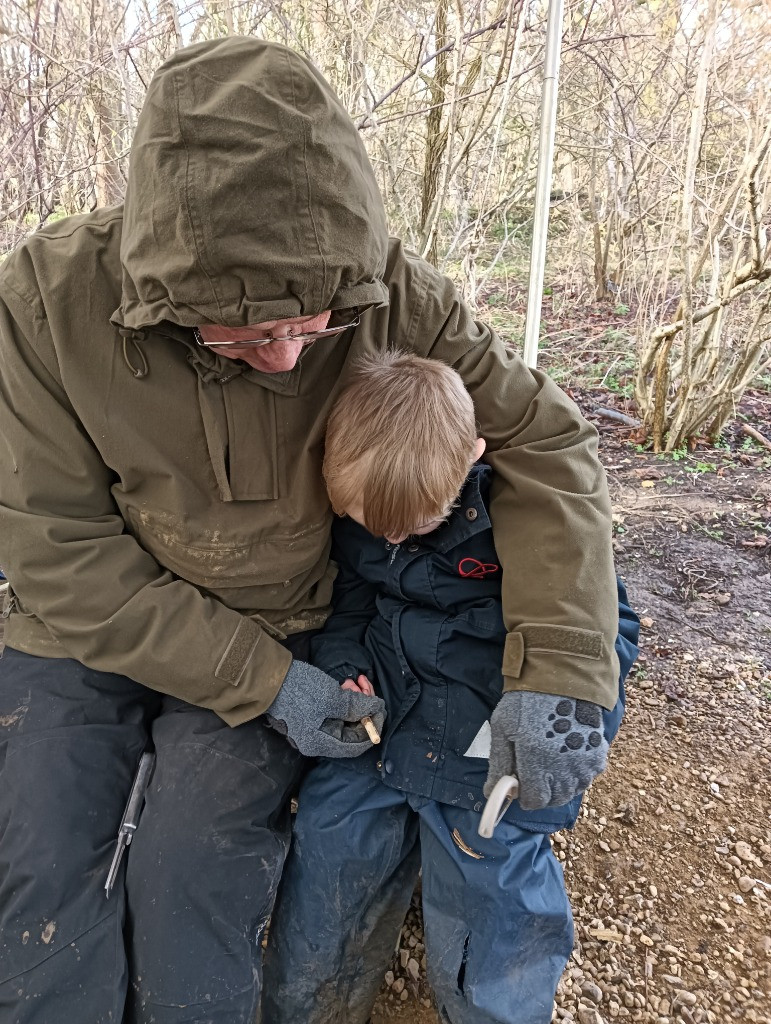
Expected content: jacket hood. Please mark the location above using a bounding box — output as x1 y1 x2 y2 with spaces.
114 37 390 330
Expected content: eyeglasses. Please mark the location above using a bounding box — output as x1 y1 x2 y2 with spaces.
194 310 360 349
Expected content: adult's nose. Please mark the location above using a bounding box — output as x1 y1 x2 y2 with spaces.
269 323 295 340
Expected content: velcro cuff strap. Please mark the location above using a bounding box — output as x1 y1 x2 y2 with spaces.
215 619 262 686
503 632 525 678
503 624 604 679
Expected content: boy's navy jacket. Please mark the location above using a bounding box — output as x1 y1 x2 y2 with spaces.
312 463 640 833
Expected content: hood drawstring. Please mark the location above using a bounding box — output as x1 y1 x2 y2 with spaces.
119 329 149 379
175 334 247 385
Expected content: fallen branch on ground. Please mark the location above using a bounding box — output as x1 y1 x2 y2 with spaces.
741 423 771 449
593 407 643 428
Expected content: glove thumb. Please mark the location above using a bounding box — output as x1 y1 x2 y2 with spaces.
484 725 517 799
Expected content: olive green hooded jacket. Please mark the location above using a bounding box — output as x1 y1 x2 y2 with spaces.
0 38 620 726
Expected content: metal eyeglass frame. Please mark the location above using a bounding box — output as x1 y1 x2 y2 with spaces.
193 310 360 349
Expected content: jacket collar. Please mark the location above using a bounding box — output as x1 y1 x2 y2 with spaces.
420 462 493 555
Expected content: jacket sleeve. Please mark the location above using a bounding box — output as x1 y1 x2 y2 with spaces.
615 576 641 681
310 529 377 684
0 276 291 727
394 248 620 710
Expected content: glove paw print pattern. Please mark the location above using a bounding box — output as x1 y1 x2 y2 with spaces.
546 699 603 752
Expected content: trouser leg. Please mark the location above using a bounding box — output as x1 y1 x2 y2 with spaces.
125 700 305 1024
0 648 157 1024
418 802 573 1024
262 763 421 1024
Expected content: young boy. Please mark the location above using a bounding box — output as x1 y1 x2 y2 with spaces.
263 352 639 1024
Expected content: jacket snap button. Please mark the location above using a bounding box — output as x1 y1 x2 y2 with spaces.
384 542 391 550
407 543 419 552
465 507 478 521
376 760 383 771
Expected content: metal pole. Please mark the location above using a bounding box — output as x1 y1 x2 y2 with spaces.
522 0 565 369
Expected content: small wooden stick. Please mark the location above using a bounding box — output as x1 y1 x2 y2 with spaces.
741 423 771 450
593 407 642 428
361 716 381 744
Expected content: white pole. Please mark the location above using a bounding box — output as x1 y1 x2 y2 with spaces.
522 0 565 369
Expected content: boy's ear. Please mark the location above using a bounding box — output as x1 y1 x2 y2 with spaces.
474 437 487 461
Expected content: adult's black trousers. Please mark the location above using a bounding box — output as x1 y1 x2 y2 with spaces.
0 641 308 1024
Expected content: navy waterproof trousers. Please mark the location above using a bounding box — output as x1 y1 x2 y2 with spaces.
0 643 308 1024
262 760 573 1024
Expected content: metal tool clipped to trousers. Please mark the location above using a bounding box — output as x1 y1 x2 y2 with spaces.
105 751 156 898
478 774 520 839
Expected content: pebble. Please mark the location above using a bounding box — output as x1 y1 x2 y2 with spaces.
581 981 603 1003
738 875 756 892
578 1008 604 1024
673 990 697 1007
734 841 754 862
407 957 420 982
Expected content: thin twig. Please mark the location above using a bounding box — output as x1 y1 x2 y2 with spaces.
357 16 508 129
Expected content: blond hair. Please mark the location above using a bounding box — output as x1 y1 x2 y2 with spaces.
323 350 478 538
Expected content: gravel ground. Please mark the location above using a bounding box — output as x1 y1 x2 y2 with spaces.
375 643 771 1024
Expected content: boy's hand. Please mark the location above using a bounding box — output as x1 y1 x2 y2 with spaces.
266 661 385 758
340 674 375 696
484 691 608 810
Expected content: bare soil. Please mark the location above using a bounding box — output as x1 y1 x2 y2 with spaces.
373 381 771 1024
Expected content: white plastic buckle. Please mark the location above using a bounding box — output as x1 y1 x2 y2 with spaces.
478 774 520 838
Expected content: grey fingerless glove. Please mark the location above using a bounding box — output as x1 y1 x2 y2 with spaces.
266 660 386 758
484 691 608 810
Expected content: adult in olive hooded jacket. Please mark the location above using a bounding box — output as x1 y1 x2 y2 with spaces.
0 37 620 1024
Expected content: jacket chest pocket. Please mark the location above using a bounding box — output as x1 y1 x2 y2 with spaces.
394 606 445 686
199 378 280 501
427 546 502 612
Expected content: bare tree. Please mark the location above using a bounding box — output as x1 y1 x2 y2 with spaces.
1 0 769 448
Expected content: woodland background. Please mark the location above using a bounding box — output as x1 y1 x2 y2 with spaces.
1 0 770 447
